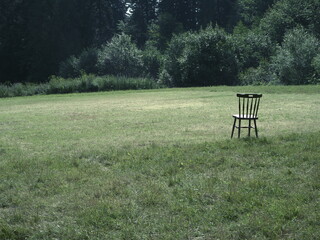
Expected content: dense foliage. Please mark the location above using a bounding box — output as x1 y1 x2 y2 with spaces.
0 74 161 98
1 0 320 87
160 27 238 87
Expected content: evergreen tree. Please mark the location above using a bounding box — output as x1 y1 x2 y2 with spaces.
127 0 158 46
158 0 198 31
0 0 126 83
198 0 237 29
0 0 29 83
237 0 278 26
147 13 183 51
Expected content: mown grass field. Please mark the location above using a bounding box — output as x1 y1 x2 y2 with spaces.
0 85 319 239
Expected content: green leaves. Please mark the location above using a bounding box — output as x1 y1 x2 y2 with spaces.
98 34 143 77
161 26 238 87
271 27 320 84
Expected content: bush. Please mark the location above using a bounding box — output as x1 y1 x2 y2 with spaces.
48 76 78 94
0 85 12 98
58 56 80 78
270 27 320 84
78 48 98 74
0 83 50 98
58 34 157 80
239 61 279 85
312 54 320 74
141 46 163 79
0 74 161 98
159 31 190 87
161 26 238 87
232 29 274 72
48 74 160 94
97 34 143 77
311 54 320 84
158 69 173 87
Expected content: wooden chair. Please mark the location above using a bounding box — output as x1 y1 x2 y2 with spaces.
231 93 262 138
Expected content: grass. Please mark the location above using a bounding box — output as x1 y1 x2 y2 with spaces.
0 85 319 239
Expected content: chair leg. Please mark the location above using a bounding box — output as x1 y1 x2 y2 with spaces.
231 118 236 138
238 119 241 138
248 119 251 137
254 119 258 138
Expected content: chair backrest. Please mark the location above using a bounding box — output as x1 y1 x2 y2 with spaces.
237 93 262 118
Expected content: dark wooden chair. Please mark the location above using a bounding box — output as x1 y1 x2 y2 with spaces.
231 93 262 138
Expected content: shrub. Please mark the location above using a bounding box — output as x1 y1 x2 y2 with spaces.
311 54 320 84
159 31 190 87
232 29 274 72
161 26 238 87
9 83 26 96
58 56 80 78
78 48 98 75
270 27 320 85
32 83 50 95
312 54 320 74
46 74 160 95
0 83 50 98
58 48 98 79
97 34 143 77
48 76 78 94
239 61 279 85
0 74 160 98
141 45 163 79
0 85 11 98
158 69 173 87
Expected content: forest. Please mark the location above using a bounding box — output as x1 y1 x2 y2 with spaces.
1 0 320 88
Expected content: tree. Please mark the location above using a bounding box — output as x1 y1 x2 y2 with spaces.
0 0 126 83
147 13 183 51
126 0 158 46
198 0 238 30
270 27 320 84
161 26 238 87
97 33 143 77
259 0 320 43
236 0 278 26
232 29 274 72
158 0 198 31
0 0 29 83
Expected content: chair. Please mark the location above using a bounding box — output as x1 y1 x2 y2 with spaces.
231 93 262 138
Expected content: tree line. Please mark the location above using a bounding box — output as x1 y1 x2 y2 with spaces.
1 0 320 86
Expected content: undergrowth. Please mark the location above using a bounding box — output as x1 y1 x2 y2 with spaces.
0 74 161 98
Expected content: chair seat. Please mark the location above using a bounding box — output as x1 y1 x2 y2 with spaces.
233 114 258 120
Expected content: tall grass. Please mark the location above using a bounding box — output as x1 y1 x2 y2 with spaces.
0 74 161 98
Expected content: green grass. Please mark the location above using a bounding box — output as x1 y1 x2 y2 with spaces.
0 85 319 239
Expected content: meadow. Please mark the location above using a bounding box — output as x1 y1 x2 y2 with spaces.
0 85 319 239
